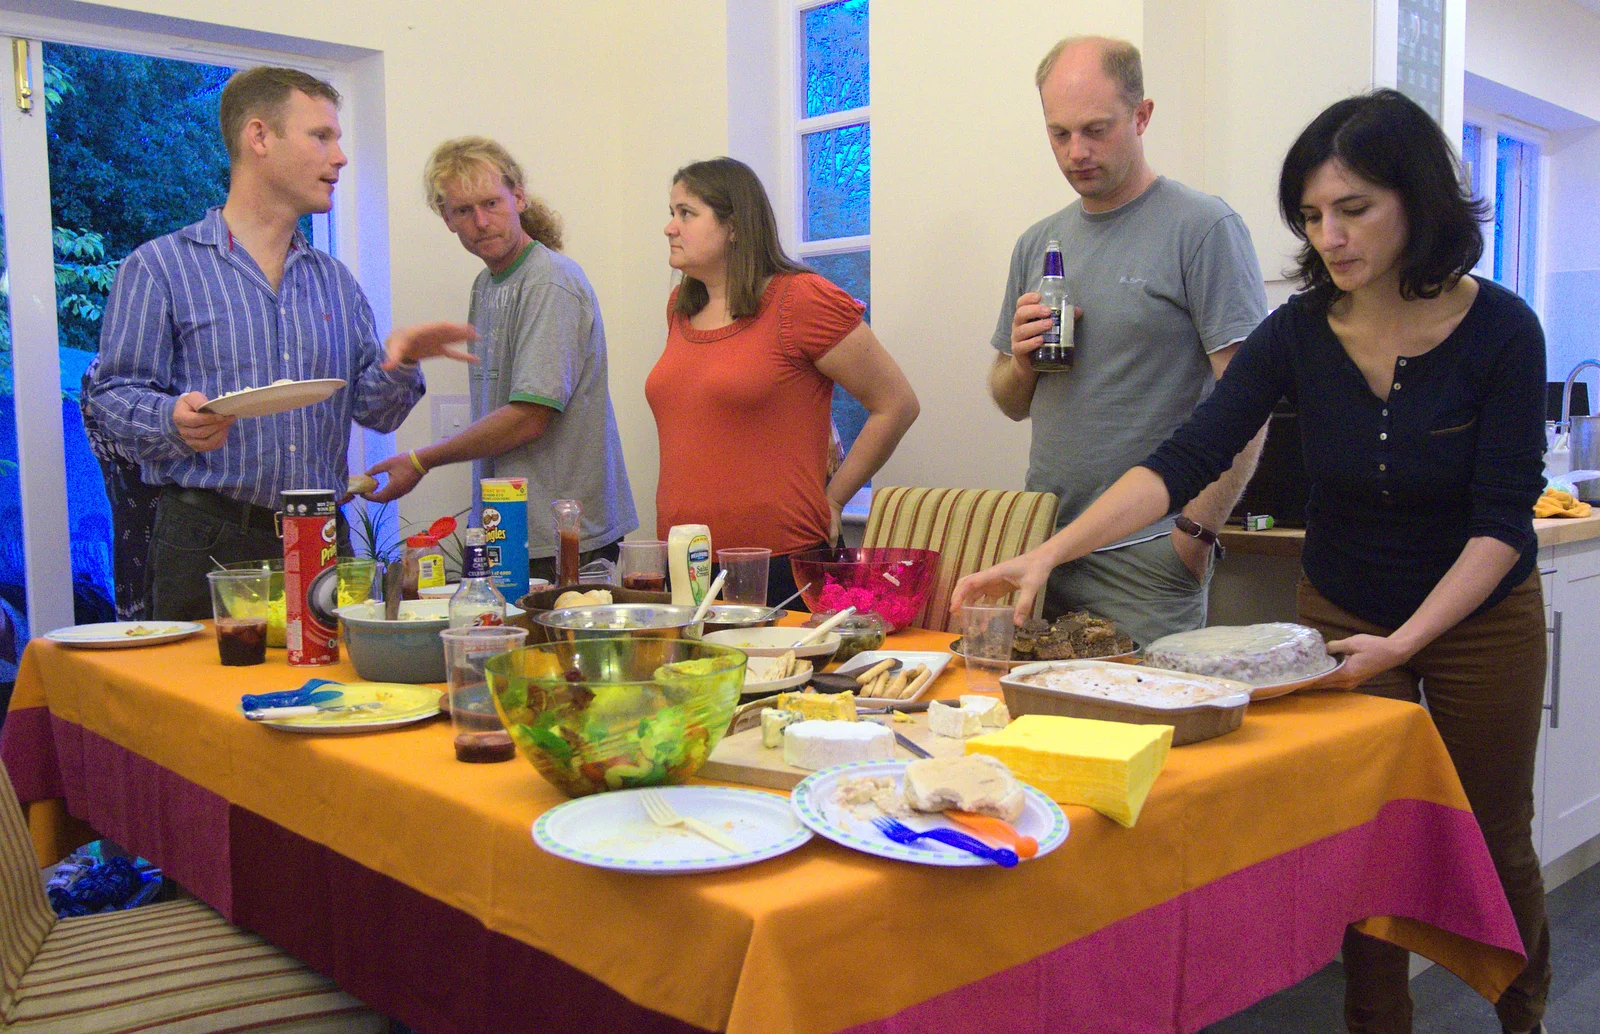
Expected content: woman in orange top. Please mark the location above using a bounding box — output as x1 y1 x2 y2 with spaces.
646 157 919 607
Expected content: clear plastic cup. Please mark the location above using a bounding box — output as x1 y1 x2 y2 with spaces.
960 604 1016 693
207 569 271 667
618 540 668 594
440 625 528 762
717 547 771 606
336 557 378 608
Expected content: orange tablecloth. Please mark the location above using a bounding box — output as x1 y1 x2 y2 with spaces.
1 625 1525 1034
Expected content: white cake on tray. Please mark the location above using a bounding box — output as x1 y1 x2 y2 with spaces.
1143 622 1331 686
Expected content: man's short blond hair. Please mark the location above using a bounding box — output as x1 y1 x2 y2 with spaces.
423 136 563 250
1035 36 1144 111
219 66 340 162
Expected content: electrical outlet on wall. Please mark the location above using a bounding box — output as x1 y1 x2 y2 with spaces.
431 395 471 438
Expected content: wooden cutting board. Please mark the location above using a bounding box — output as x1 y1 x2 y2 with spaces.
700 711 969 791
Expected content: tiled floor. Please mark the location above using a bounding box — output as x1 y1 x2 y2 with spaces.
1202 862 1600 1033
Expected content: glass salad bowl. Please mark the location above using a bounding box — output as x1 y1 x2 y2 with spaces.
485 638 746 797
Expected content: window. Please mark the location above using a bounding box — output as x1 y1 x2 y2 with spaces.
789 0 871 500
1462 118 1542 305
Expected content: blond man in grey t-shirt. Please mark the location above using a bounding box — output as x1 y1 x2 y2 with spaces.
988 37 1268 646
367 137 636 574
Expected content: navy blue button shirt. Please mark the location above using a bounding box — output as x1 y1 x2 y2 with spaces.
1145 278 1546 630
86 208 425 510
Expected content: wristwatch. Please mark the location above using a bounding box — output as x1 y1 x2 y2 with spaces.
1173 514 1226 559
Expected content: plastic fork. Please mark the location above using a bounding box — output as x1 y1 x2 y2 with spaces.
639 789 744 852
870 816 1019 867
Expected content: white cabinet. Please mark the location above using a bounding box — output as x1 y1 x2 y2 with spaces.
1540 538 1600 863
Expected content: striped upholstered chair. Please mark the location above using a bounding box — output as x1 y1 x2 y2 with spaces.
1 761 386 1033
862 486 1060 632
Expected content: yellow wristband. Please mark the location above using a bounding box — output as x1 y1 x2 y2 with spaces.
408 450 428 476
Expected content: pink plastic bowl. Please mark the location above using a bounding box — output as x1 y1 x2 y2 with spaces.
789 547 940 632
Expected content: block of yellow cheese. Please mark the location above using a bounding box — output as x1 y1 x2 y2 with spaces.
965 713 1173 827
773 690 856 722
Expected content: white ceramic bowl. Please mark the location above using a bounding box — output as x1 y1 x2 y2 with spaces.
701 626 841 661
417 583 459 600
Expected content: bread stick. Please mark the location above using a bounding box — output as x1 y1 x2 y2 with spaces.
884 669 909 699
871 671 893 698
855 659 895 685
903 665 932 699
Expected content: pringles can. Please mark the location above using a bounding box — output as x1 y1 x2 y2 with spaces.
281 489 340 666
480 477 529 599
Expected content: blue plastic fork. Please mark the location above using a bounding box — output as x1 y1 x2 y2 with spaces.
870 817 1019 867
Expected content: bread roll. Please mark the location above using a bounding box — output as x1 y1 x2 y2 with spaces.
902 754 1025 822
347 474 379 496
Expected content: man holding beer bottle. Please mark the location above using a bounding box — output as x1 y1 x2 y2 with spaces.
986 35 1269 646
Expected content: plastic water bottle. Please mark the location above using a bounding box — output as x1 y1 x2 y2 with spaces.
449 527 507 628
1032 239 1075 372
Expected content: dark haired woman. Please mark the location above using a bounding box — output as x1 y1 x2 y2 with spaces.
953 89 1549 1034
646 157 919 606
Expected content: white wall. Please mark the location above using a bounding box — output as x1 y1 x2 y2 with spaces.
1467 0 1600 122
1465 0 1600 381
71 0 728 543
868 0 1374 496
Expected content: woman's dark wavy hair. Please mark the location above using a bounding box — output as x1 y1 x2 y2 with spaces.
1279 89 1489 310
671 157 805 320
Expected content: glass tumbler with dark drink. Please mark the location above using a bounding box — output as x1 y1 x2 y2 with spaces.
206 569 272 667
619 540 669 593
552 498 582 587
440 625 528 762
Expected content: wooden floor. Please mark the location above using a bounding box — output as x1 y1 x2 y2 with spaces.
1203 860 1600 1033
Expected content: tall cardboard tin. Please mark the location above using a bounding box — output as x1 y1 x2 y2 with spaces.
281 489 340 666
481 477 530 598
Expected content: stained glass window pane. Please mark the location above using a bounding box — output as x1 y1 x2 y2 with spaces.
807 250 870 324
1461 123 1481 198
804 0 868 118
806 250 871 473
804 123 870 241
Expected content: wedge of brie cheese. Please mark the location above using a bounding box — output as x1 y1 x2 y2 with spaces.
901 754 1025 822
959 694 1011 727
928 699 982 738
783 720 893 770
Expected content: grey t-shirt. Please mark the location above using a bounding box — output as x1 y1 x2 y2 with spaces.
467 242 638 558
991 176 1267 548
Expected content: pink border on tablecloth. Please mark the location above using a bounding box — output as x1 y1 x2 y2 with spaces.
0 706 61 802
5 710 1523 1034
25 715 232 912
839 797 1524 1034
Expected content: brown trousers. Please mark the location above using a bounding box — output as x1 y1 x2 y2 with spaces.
1298 574 1550 1034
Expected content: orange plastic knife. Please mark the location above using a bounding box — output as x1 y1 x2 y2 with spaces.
945 810 1038 859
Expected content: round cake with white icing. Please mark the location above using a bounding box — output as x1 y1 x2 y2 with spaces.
1143 622 1332 686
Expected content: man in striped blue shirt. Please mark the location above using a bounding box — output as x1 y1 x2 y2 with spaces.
86 66 475 620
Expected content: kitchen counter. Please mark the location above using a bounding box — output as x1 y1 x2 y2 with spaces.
1218 513 1600 557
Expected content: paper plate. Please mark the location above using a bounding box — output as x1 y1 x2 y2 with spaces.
45 622 204 649
199 378 346 418
740 657 814 699
246 682 439 733
533 786 812 873
790 759 1068 867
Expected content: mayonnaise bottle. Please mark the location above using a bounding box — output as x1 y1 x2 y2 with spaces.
667 524 713 606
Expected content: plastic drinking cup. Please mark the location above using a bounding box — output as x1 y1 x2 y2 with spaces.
960 604 1016 693
440 625 528 762
618 540 669 594
717 547 771 606
336 557 378 608
207 569 271 667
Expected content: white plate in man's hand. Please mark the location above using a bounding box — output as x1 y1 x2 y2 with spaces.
198 378 346 418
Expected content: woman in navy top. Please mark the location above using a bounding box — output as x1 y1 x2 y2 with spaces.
955 90 1549 1034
